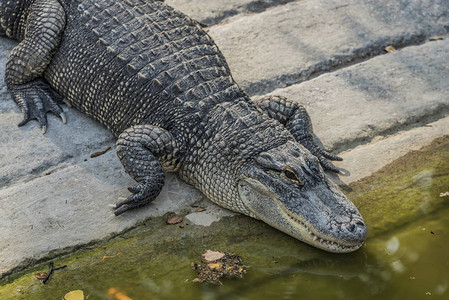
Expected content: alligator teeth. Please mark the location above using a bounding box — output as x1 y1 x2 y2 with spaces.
285 210 360 251
287 209 360 251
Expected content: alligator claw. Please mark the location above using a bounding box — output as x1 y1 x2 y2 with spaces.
320 150 343 161
62 98 72 108
10 79 66 133
318 156 341 173
18 111 30 127
298 137 342 172
59 112 67 124
113 183 154 216
313 147 342 172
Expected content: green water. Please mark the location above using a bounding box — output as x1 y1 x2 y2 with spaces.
1 136 448 300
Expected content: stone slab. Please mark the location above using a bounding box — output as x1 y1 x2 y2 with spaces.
330 115 449 185
209 0 449 95
185 203 237 227
166 0 295 26
260 38 449 152
0 149 202 276
0 38 117 189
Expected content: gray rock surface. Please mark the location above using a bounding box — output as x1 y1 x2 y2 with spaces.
261 38 449 152
0 38 115 189
1 0 449 277
0 150 202 274
332 115 449 185
167 0 295 26
209 0 449 95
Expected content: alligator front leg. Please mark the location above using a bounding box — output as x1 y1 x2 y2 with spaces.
113 125 179 216
255 95 342 172
5 0 66 133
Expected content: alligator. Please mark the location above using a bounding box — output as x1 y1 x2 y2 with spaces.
0 0 366 253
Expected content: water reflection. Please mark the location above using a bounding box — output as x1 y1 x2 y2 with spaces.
385 236 399 255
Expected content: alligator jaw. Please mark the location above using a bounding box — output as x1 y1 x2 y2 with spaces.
238 177 365 253
280 202 363 253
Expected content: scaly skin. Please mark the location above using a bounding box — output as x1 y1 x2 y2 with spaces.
0 0 366 252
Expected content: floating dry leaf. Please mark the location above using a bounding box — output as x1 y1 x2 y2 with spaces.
64 290 84 300
89 252 121 266
34 272 47 280
429 37 443 41
385 45 396 53
192 250 246 285
439 191 449 197
90 146 111 158
195 206 206 212
167 215 183 224
107 287 133 300
203 250 225 261
102 252 121 261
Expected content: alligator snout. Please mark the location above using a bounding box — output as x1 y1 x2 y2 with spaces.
343 219 367 244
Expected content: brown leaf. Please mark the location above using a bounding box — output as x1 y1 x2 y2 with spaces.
202 250 225 261
195 206 206 212
102 252 121 261
385 45 396 53
35 272 47 280
107 287 132 300
167 215 183 225
90 146 111 158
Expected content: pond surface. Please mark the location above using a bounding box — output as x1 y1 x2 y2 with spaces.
1 136 448 300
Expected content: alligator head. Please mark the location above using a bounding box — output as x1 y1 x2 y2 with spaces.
238 141 366 253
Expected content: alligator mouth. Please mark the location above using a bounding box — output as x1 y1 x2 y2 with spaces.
283 208 362 253
238 178 363 253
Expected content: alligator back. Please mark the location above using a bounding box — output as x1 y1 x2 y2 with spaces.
45 0 244 139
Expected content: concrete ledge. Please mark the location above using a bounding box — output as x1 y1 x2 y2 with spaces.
260 39 449 152
332 116 449 185
167 0 295 26
209 0 449 95
0 149 202 275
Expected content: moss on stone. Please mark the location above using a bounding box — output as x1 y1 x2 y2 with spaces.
346 135 449 236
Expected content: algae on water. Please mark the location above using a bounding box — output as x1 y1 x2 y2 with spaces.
346 135 449 236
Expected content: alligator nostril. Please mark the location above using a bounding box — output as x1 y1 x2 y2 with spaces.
356 221 365 227
347 223 355 232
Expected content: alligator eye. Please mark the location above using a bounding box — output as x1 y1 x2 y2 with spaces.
284 169 297 180
283 168 303 185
